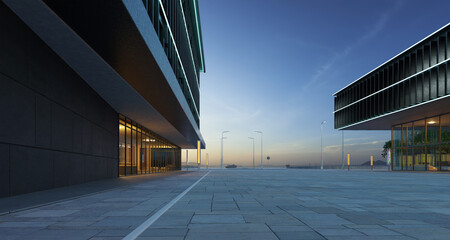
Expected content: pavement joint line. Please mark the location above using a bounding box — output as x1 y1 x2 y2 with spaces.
122 171 211 240
277 205 328 239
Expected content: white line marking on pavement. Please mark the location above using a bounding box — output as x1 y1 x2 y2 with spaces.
122 171 210 240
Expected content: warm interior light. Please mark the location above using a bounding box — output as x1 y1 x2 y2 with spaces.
428 121 436 124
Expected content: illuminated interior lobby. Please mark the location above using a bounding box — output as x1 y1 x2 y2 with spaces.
119 115 181 176
392 114 450 171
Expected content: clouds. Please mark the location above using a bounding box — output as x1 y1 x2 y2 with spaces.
324 140 384 153
301 0 405 93
197 0 448 167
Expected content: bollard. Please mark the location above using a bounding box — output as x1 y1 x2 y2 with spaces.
347 153 350 171
370 155 373 171
197 140 201 171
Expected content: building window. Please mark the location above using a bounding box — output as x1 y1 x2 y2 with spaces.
118 115 180 176
391 113 450 171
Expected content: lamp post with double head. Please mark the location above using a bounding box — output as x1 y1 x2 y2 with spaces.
248 137 255 168
321 120 326 170
254 131 263 168
221 131 230 168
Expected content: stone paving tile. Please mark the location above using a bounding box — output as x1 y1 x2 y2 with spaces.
309 207 346 214
101 210 152 217
90 237 123 240
315 228 366 237
140 227 188 237
190 214 245 224
0 216 77 222
188 223 271 233
0 221 55 228
0 172 205 238
355 227 402 236
185 231 278 240
136 237 184 240
274 231 325 240
385 225 450 239
4 170 450 239
268 225 311 232
48 221 96 228
152 213 194 226
90 216 148 228
386 219 432 225
345 224 388 229
243 213 304 225
0 228 43 240
338 213 390 225
17 210 79 217
278 205 309 211
67 209 110 217
325 236 415 240
290 213 353 226
345 207 368 212
27 229 100 240
95 229 131 237
312 225 348 230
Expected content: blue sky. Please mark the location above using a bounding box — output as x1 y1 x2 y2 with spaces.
184 0 450 167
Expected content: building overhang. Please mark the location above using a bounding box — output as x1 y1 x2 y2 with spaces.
4 0 205 148
333 23 450 96
337 95 450 130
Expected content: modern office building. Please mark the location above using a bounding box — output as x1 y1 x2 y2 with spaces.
0 0 205 197
334 23 450 171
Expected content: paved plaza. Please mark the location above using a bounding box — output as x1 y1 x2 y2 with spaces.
2 169 450 239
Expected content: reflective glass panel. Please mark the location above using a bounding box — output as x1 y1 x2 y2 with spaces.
427 117 439 144
119 124 126 176
132 129 137 174
137 131 141 174
427 144 439 171
118 115 180 175
414 120 426 146
414 146 426 170
393 125 402 170
441 113 450 143
441 143 450 171
126 127 132 175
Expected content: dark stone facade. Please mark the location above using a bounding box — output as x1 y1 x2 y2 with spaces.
0 2 118 197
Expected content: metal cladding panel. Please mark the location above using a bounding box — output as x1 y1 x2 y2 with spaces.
4 0 205 148
339 95 450 130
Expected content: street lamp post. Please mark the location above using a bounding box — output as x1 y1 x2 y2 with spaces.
341 130 344 169
321 120 326 170
248 137 255 168
221 131 230 169
254 131 263 168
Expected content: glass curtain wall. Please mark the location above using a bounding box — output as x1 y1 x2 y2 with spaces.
118 115 181 176
392 112 450 171
393 125 402 170
140 0 201 127
441 114 450 170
